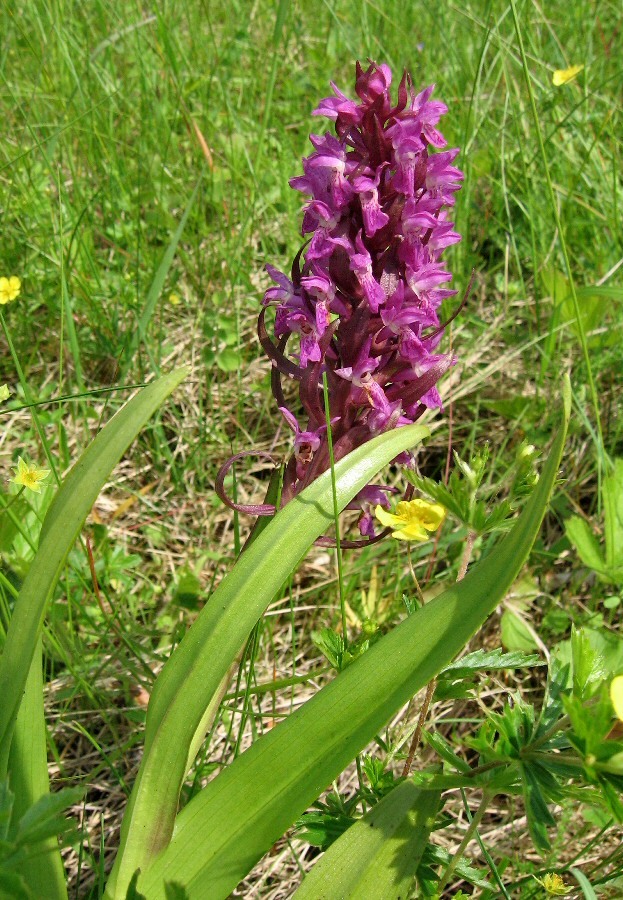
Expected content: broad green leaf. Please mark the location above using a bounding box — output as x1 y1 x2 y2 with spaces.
106 423 431 897
560 291 604 340
215 349 242 372
293 781 440 900
560 285 622 346
0 367 188 776
565 515 613 582
136 381 570 899
541 267 569 304
500 609 539 652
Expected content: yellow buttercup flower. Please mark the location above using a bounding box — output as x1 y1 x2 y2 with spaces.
375 499 446 542
169 292 181 306
611 675 623 721
552 65 584 86
0 384 10 402
533 873 571 895
11 456 50 494
0 276 21 305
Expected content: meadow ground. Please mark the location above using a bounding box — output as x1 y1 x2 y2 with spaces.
1 0 622 896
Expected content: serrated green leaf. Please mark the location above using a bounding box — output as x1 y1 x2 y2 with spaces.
571 627 606 700
293 781 441 900
421 843 491 892
312 628 344 671
521 764 556 852
405 473 468 523
422 731 472 773
440 648 541 678
296 810 355 850
15 786 83 846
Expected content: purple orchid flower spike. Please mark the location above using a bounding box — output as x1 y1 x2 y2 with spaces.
217 61 470 543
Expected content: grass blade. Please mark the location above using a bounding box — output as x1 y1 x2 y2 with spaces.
121 180 202 377
509 0 605 464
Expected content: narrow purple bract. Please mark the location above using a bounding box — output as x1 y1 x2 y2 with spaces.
235 62 464 539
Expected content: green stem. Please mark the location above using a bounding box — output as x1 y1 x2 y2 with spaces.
0 485 25 514
322 372 347 648
437 790 491 894
460 787 512 900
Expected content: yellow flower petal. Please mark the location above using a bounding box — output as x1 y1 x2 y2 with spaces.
611 675 623 721
536 872 571 895
552 65 584 86
393 522 429 541
11 456 50 494
396 499 446 531
0 275 21 304
374 505 404 528
375 499 446 542
0 384 10 402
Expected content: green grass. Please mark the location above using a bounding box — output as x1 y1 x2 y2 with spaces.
1 0 622 896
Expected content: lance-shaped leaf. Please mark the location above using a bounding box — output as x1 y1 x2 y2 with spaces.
136 382 570 898
7 641 68 900
293 781 441 900
106 424 431 897
0 367 189 776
